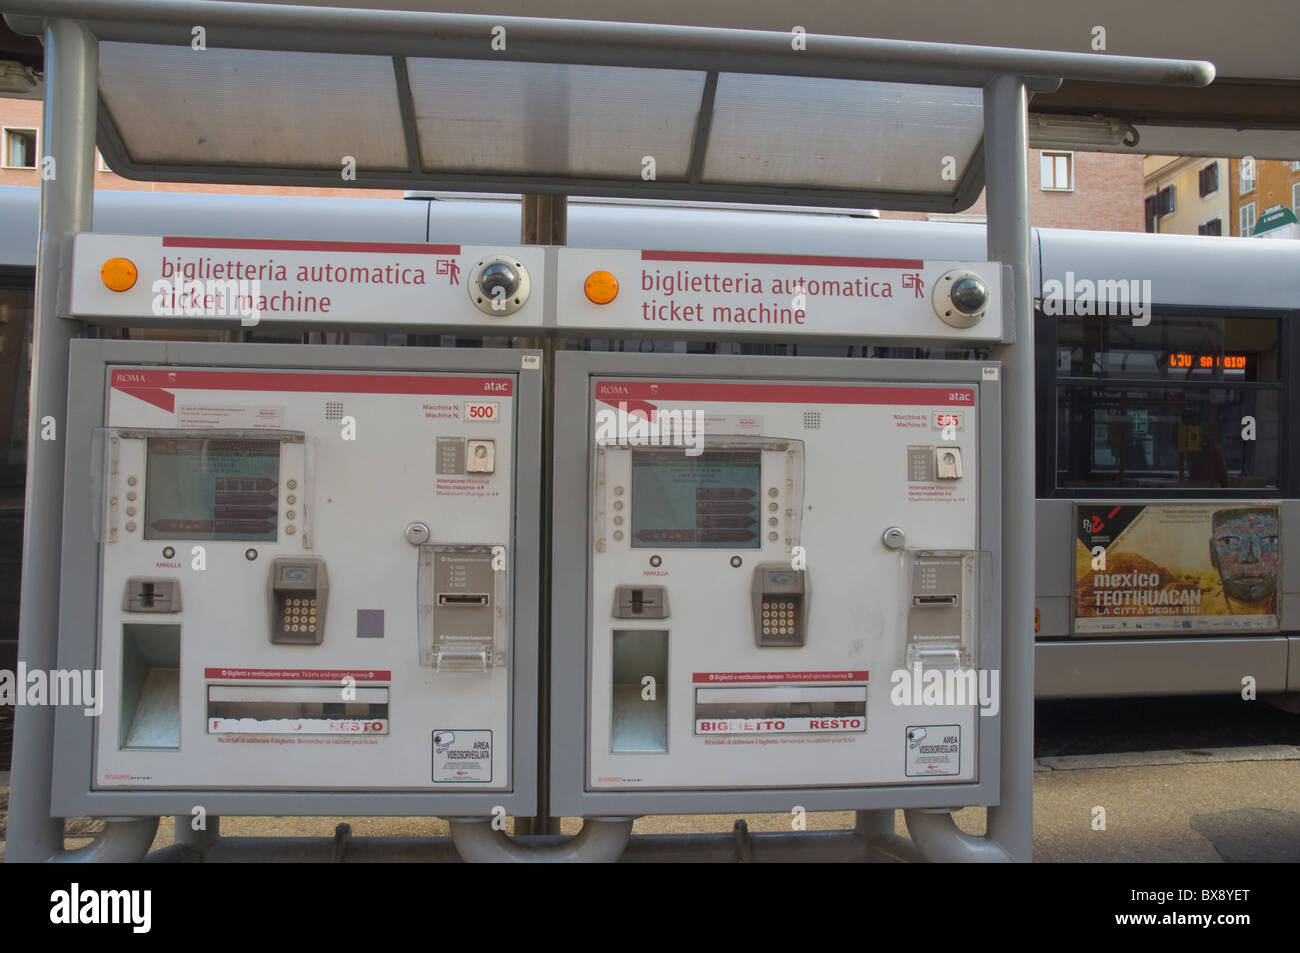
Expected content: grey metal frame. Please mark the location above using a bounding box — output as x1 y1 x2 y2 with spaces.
0 0 1214 863
5 17 97 864
50 340 543 818
549 350 1002 816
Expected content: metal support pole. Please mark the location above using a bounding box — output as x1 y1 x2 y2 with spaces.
5 18 97 863
982 72 1035 862
517 194 565 837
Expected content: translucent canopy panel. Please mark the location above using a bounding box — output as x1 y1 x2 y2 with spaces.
701 74 984 194
98 43 409 170
89 43 994 208
406 59 706 179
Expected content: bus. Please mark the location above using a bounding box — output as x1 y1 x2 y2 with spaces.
2 184 1297 700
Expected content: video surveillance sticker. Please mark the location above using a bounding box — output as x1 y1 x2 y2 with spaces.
905 725 960 777
432 729 493 782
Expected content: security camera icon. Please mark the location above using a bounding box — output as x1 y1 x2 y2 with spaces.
907 727 927 749
434 730 456 754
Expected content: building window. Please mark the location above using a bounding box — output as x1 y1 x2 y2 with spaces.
1239 162 1255 193
1293 181 1300 214
1145 186 1182 230
2 127 37 169
1040 151 1073 191
1198 218 1222 236
1240 201 1256 236
1198 162 1219 197
1144 195 1159 233
1157 184 1176 216
1291 160 1300 172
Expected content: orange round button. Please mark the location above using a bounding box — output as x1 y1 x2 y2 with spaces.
584 270 618 304
101 257 138 292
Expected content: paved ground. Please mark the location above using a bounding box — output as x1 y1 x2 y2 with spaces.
3 745 1298 861
5 696 1300 861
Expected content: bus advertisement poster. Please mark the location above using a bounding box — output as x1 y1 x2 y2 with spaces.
1073 503 1281 633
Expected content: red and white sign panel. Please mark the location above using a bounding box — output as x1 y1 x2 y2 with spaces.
558 248 1002 341
71 234 545 329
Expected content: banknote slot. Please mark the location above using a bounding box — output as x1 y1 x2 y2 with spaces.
913 594 958 607
439 593 490 607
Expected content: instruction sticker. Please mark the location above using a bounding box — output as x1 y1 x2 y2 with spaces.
432 728 493 782
905 724 960 777
177 404 283 428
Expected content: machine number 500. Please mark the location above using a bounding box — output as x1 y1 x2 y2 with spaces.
464 401 499 421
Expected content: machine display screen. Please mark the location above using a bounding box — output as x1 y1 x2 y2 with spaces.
630 449 762 549
144 437 281 541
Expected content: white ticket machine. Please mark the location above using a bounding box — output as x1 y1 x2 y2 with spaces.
551 352 1001 816
52 341 540 817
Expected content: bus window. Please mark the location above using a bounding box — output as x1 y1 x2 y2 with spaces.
1051 315 1282 490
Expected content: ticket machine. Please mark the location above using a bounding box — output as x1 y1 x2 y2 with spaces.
52 341 540 817
551 352 1000 815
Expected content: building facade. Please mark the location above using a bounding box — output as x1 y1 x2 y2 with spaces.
1228 157 1300 237
1142 155 1230 236
884 150 1146 232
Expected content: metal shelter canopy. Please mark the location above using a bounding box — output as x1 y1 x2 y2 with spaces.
7 1 1213 211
